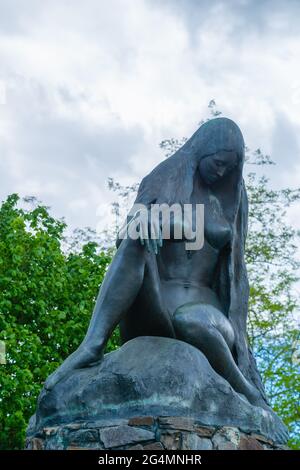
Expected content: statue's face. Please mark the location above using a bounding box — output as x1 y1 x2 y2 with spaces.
198 150 238 185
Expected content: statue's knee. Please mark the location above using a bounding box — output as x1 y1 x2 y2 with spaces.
197 304 235 348
173 307 193 338
220 319 235 349
173 307 187 334
173 305 209 339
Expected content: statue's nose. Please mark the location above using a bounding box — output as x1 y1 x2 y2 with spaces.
216 167 225 177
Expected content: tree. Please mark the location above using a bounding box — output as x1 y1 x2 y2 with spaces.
0 194 116 450
245 161 300 448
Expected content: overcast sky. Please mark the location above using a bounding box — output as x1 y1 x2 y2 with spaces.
1 0 300 233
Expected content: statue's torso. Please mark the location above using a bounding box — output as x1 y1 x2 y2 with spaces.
157 174 231 315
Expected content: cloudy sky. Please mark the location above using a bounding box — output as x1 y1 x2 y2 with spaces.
1 0 300 233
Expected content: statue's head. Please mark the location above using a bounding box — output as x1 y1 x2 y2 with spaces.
191 117 245 186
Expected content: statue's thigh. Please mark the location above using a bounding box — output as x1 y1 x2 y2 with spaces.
173 302 234 350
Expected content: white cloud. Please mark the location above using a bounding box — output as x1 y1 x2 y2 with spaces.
0 0 299 232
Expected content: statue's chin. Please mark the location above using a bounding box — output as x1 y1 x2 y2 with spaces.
200 172 219 186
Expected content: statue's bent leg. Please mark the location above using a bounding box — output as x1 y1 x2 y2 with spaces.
45 238 148 390
173 302 263 407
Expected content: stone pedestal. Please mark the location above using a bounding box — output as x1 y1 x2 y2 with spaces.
27 336 288 449
26 417 287 450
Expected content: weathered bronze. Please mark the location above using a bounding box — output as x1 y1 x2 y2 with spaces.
33 118 288 444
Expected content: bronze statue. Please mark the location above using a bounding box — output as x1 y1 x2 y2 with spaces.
45 117 271 414
25 116 289 447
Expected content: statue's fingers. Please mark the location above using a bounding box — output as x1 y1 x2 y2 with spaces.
152 220 160 254
153 219 161 249
139 219 147 243
138 225 144 246
144 219 154 253
147 219 153 242
144 238 151 252
152 219 159 241
146 222 155 254
159 226 163 247
151 238 158 255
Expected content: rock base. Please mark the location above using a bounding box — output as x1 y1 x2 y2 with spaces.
25 416 288 451
32 337 288 444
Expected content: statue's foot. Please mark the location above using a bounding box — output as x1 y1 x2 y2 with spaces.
245 385 289 443
247 387 270 410
270 414 289 444
44 345 104 391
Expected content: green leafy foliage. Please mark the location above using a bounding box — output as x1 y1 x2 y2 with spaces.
245 160 300 449
0 194 116 449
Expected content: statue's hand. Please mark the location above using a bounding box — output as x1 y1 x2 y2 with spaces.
136 208 189 251
136 209 162 254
